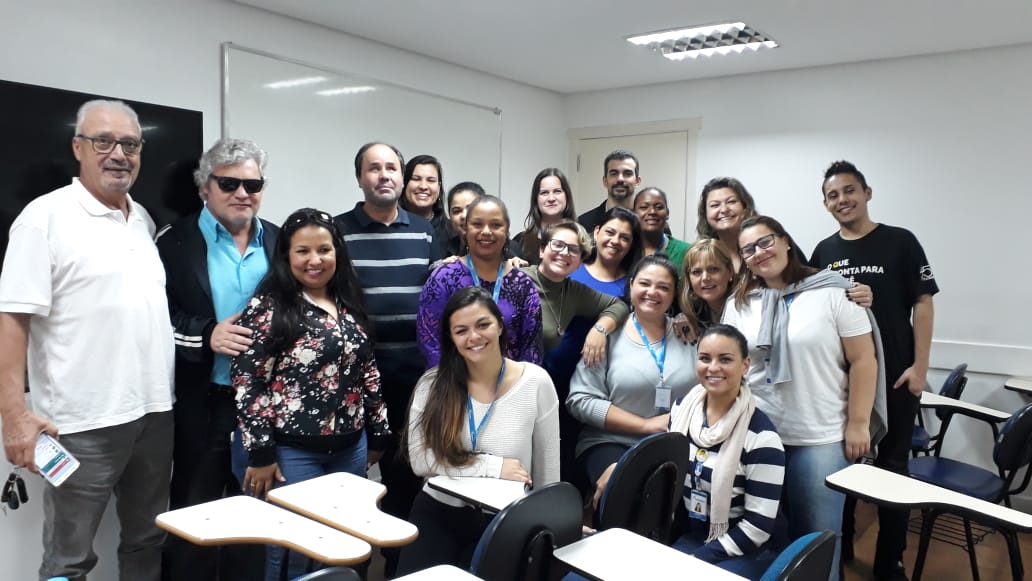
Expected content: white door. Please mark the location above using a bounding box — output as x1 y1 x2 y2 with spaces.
569 120 700 240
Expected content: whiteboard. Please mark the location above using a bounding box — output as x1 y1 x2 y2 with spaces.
221 43 502 224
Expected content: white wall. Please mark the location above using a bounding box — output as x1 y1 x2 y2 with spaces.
0 1 562 578
564 42 1032 377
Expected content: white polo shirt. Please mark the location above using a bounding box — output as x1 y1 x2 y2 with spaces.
0 178 174 434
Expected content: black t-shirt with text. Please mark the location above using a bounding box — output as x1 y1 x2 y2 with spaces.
810 224 939 384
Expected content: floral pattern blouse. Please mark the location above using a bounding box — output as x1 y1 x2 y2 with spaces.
232 293 390 466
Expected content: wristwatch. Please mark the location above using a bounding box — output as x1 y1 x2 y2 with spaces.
592 322 609 336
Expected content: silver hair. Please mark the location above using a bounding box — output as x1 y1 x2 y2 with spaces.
193 138 269 191
74 100 141 135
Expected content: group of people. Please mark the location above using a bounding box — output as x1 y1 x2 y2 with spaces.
0 99 938 581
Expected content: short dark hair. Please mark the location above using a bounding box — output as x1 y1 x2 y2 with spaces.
699 323 750 359
587 206 642 275
447 181 485 206
603 149 639 177
822 160 868 196
353 142 404 179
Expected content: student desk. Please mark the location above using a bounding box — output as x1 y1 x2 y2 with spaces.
426 475 527 512
825 463 1032 580
267 472 418 547
394 564 482 579
919 391 1011 422
155 495 371 567
552 527 748 581
1004 377 1032 396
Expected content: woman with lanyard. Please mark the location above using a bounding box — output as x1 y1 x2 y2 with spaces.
634 187 691 273
520 220 629 482
417 194 542 367
593 324 785 578
722 215 886 576
566 255 697 495
399 286 560 574
513 168 578 265
569 206 643 300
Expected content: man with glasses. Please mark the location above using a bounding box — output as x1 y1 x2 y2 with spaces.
155 138 275 580
0 99 174 580
334 142 442 577
810 160 938 581
577 149 642 233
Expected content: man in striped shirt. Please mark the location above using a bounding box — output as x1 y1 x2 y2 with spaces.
335 142 443 576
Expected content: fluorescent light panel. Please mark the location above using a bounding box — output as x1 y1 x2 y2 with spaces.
315 86 376 96
627 22 777 60
263 76 328 89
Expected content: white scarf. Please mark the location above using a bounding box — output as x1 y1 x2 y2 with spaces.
670 383 754 542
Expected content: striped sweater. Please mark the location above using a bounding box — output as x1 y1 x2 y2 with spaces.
672 405 785 563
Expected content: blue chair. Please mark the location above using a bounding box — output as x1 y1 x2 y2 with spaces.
912 363 968 457
758 530 835 581
596 432 690 544
470 481 583 581
909 401 1032 581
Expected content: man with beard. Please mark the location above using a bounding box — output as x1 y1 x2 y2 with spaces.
334 142 442 576
577 149 642 233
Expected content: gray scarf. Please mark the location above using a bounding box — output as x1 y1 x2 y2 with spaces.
754 269 887 448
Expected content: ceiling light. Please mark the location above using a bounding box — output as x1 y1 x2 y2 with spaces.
263 76 328 89
627 22 778 61
315 86 376 96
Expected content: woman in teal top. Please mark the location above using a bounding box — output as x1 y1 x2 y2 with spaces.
634 187 690 273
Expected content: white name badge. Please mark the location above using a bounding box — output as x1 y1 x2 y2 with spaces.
655 384 672 410
689 489 709 521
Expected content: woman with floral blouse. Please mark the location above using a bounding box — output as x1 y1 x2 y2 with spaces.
232 208 390 580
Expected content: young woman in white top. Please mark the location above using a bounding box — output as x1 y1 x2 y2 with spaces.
722 215 879 577
398 286 560 575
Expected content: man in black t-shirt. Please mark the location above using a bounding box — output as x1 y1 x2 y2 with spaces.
811 160 938 581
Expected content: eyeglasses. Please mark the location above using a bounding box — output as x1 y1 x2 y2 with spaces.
547 239 580 255
75 134 144 156
739 233 778 259
209 174 265 194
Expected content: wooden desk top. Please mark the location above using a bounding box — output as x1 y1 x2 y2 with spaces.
1005 377 1032 394
553 527 748 581
919 391 1011 421
267 472 418 547
825 464 1032 532
156 495 371 565
394 564 482 579
426 475 527 512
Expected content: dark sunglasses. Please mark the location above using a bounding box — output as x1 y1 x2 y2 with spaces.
209 173 265 194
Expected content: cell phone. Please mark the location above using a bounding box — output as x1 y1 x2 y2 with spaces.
35 433 79 487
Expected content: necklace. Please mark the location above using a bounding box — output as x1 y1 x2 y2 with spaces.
541 278 566 335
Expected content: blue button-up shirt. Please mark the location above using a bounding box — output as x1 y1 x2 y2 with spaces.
198 206 269 386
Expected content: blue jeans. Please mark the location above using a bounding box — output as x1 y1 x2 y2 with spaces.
264 434 368 581
671 534 776 579
782 441 850 580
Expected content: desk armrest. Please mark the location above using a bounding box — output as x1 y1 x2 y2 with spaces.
919 393 1010 423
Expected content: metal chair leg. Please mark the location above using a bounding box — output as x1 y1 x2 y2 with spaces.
1004 529 1024 581
913 510 937 581
963 517 980 581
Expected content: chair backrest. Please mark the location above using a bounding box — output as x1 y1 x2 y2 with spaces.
470 481 582 581
597 431 690 543
993 402 1032 497
759 530 836 581
292 567 361 581
935 363 969 420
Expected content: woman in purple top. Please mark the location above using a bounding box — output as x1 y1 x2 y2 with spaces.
417 195 543 368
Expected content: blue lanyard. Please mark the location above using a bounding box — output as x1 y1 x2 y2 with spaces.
631 313 667 381
784 294 795 308
465 255 505 303
467 358 507 450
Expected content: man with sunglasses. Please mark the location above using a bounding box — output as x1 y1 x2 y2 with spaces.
155 138 276 581
0 99 175 580
811 160 938 581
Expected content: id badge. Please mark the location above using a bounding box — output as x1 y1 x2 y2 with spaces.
655 383 672 410
689 489 709 521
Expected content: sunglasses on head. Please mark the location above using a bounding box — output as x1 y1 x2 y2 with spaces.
209 173 265 194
